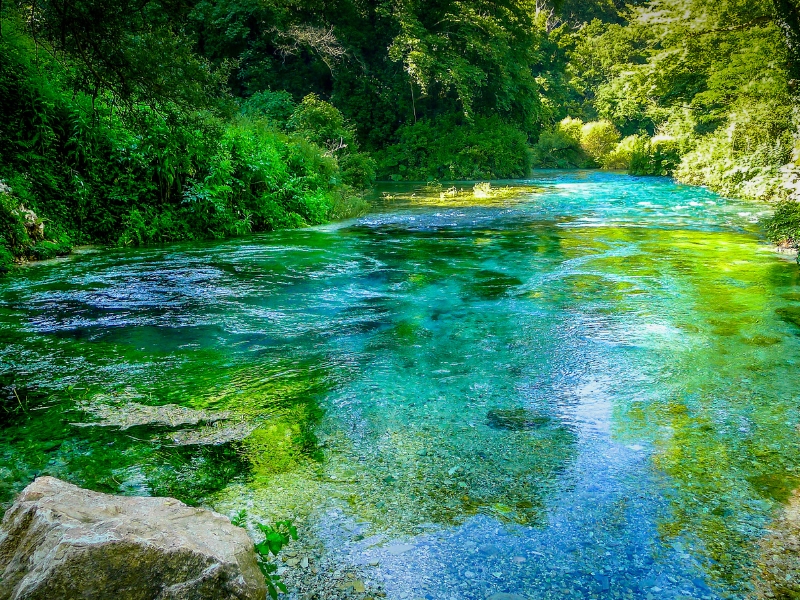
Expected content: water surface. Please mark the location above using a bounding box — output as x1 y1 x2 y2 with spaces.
1 171 799 599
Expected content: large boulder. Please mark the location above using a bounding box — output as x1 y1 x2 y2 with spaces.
0 477 267 600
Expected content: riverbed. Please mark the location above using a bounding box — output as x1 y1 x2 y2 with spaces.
1 171 798 598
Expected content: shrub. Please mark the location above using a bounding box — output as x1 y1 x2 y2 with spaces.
286 94 375 189
580 120 621 163
0 25 370 271
531 117 592 169
763 200 800 255
602 135 641 170
675 129 795 202
630 135 682 176
377 115 531 181
559 117 584 147
242 90 297 127
288 94 356 153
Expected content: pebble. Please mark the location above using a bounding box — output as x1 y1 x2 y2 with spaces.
300 556 309 568
465 571 476 578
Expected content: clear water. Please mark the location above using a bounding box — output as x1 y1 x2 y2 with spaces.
1 171 799 599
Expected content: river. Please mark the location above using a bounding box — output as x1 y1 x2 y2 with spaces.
1 171 799 598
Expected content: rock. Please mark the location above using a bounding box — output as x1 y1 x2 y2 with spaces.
0 477 266 600
754 488 800 597
487 594 526 600
384 543 415 555
17 206 44 241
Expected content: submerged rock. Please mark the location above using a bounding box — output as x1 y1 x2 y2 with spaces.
0 477 266 600
486 408 550 431
73 400 230 430
754 489 800 598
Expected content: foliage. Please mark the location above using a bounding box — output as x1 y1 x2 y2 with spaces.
0 11 370 272
376 115 531 181
3 0 800 265
559 0 798 197
287 94 375 188
602 134 641 170
242 90 297 126
231 512 298 600
630 136 683 176
254 520 298 600
532 117 622 169
763 200 800 255
580 120 621 162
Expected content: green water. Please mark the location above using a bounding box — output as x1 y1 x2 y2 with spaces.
1 171 799 598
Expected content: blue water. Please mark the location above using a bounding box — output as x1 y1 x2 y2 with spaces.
2 171 799 599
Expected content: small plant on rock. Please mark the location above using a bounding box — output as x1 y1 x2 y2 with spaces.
231 511 299 599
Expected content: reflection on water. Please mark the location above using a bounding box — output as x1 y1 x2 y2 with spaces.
1 171 799 598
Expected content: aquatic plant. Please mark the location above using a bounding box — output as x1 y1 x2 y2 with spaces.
232 511 298 600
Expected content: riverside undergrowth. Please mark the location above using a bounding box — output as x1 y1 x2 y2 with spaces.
0 14 372 273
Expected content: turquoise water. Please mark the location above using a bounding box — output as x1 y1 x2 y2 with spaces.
1 171 799 598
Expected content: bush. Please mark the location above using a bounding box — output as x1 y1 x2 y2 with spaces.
532 117 592 169
674 128 795 202
630 135 682 176
242 90 297 127
763 200 800 254
288 94 356 153
377 115 531 181
286 94 375 189
0 179 72 268
602 135 641 170
580 120 621 163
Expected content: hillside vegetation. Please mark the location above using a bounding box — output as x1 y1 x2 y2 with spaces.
0 0 799 268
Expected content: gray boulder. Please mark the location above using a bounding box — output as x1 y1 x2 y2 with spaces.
0 477 266 600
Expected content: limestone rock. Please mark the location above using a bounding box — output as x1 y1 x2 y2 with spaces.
0 477 266 600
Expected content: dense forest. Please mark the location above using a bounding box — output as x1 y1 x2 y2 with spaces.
1 0 799 270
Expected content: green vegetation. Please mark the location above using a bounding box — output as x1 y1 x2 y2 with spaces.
0 7 372 271
1 0 800 270
232 512 298 600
